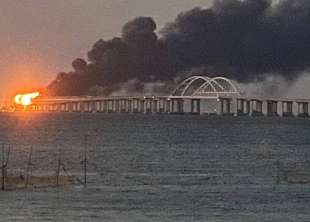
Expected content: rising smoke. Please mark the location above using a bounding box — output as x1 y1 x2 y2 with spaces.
47 0 310 96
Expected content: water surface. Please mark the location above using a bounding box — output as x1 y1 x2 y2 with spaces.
0 113 309 221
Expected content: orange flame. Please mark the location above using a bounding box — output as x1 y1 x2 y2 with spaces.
14 92 40 106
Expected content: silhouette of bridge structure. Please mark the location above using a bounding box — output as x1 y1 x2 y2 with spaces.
4 76 310 117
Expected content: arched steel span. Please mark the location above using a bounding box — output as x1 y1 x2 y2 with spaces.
171 75 242 97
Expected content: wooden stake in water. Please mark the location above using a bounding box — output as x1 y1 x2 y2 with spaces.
275 160 280 185
84 135 88 188
56 147 61 186
1 144 5 191
1 144 11 191
25 146 33 188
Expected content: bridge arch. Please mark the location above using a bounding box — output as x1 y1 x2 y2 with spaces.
171 75 241 97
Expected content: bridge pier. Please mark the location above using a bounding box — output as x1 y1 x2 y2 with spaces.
103 100 108 113
48 104 52 112
56 104 60 112
297 102 309 117
127 99 132 113
166 99 171 113
82 101 91 112
100 100 107 113
145 98 153 114
281 101 294 117
237 99 244 116
108 100 114 113
60 103 71 112
120 99 129 113
152 99 158 113
48 104 58 112
218 98 232 116
72 103 77 112
115 99 121 113
266 100 278 117
60 103 66 112
81 102 87 112
95 101 101 112
139 99 145 113
77 102 82 112
158 99 166 113
170 98 184 114
131 99 139 113
249 100 263 116
191 99 201 114
36 104 42 111
42 104 47 112
100 100 106 112
237 99 250 116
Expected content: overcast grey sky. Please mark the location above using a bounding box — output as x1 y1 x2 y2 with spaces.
0 0 212 96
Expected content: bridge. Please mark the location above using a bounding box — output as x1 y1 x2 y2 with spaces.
3 76 310 117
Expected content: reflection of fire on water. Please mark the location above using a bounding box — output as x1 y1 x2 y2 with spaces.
14 92 40 107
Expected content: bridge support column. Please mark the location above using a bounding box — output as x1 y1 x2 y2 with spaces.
140 99 145 113
237 99 244 115
91 101 97 112
152 99 158 113
128 99 132 113
72 103 77 112
124 99 131 113
50 104 59 112
102 100 108 113
36 104 42 112
244 100 250 116
30 104 37 111
237 99 250 116
116 99 120 113
113 99 120 113
191 99 201 114
82 102 90 112
218 98 232 116
87 101 92 112
266 100 278 117
297 102 309 117
81 102 86 112
95 101 100 112
171 99 184 114
98 100 104 113
106 100 112 113
100 101 105 112
65 103 71 112
250 100 263 116
119 99 127 113
132 99 139 113
42 104 48 112
110 100 117 113
282 101 294 117
158 99 166 113
77 102 82 112
166 99 171 113
145 99 153 114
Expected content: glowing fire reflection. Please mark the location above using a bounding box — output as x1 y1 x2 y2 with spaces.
14 92 40 106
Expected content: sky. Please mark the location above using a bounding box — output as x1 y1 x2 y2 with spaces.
0 0 212 97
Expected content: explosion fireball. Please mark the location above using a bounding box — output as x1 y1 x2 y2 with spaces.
14 92 40 106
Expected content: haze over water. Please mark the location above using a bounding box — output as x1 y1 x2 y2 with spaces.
0 113 309 221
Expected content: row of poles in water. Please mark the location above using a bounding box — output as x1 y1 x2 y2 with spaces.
0 135 89 191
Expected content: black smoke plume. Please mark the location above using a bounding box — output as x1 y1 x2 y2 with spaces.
47 0 310 96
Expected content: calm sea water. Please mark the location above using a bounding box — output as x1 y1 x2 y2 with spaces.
0 113 310 222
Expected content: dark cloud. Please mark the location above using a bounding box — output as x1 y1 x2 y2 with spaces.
47 0 310 96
